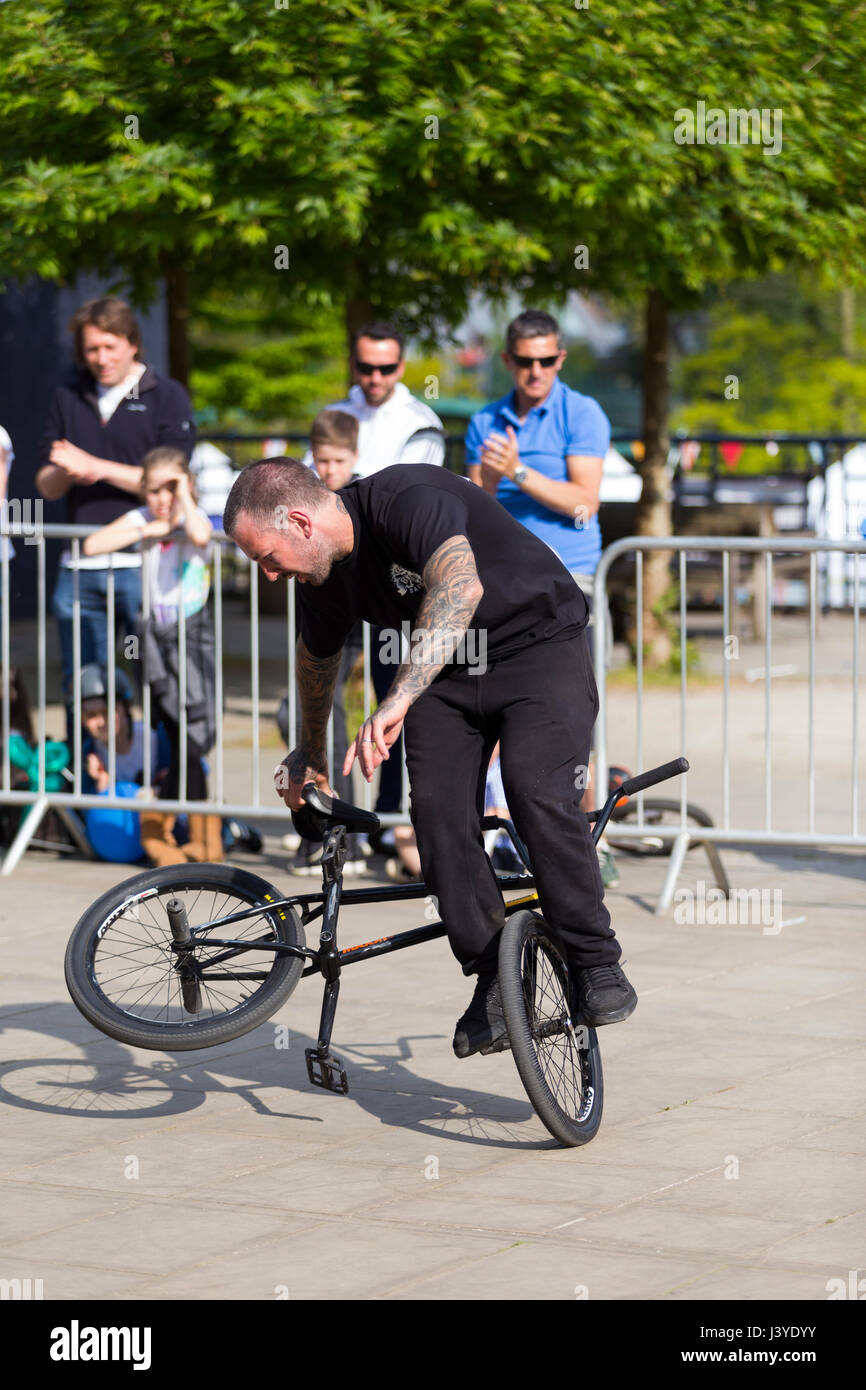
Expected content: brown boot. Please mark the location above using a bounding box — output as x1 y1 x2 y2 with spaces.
140 811 187 867
181 813 209 863
181 812 223 863
183 811 215 856
203 813 224 863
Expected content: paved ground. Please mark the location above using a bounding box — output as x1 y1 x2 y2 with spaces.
1 607 863 1300
0 831 862 1302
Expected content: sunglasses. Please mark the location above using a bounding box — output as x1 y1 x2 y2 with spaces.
509 353 562 369
354 360 401 376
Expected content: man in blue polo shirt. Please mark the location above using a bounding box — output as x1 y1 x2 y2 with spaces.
466 308 607 587
466 307 618 883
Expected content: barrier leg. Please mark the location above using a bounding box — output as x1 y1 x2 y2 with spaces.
655 830 690 915
703 841 730 898
54 806 96 860
1 798 48 876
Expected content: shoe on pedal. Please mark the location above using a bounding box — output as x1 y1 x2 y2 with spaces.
453 971 508 1058
575 962 637 1026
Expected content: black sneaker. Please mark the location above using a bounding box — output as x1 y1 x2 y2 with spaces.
453 971 509 1058
293 838 324 876
223 818 264 854
575 962 637 1026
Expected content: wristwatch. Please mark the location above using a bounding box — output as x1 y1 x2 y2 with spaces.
512 463 528 486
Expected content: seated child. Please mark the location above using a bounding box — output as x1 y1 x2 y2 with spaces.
80 663 167 796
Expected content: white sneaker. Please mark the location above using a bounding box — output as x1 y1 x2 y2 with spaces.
292 854 367 877
385 856 419 883
292 860 322 877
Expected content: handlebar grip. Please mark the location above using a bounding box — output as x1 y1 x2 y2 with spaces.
618 757 689 799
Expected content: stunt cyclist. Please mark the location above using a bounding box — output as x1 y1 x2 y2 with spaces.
224 458 637 1058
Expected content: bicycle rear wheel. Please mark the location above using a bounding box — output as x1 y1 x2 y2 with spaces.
499 910 603 1147
607 798 714 856
65 864 305 1051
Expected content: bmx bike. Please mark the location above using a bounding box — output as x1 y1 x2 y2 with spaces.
65 756 688 1148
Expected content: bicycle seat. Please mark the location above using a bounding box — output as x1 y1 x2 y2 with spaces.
291 782 381 842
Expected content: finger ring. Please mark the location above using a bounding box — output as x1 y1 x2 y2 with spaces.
360 738 373 744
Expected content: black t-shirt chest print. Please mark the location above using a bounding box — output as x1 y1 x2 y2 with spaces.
390 562 424 596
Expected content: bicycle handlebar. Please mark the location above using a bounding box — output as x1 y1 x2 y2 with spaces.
617 757 690 799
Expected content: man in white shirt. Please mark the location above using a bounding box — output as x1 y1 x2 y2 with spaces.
303 322 445 474
301 322 445 836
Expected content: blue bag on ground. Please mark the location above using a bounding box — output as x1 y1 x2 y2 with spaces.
85 782 144 862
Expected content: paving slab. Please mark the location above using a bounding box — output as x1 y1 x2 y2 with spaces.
0 834 863 1302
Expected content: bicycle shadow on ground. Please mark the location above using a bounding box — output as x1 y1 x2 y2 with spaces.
0 1002 554 1149
0 1001 317 1126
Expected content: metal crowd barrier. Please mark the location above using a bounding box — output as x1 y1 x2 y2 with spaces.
4 525 865 896
593 535 866 912
0 522 412 875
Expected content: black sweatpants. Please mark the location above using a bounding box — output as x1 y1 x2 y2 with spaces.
403 633 619 976
155 708 209 803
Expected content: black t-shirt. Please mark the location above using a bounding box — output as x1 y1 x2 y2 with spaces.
297 464 588 667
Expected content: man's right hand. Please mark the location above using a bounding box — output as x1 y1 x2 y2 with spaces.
274 747 333 810
49 440 104 485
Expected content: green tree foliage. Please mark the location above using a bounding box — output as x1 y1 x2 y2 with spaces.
675 278 866 438
189 285 346 429
5 2 861 334
2 1 864 653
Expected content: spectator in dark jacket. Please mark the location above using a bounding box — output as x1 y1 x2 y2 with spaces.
35 296 195 741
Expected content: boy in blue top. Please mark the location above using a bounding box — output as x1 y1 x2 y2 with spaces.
466 308 619 884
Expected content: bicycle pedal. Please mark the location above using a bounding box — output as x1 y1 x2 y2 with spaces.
305 1048 349 1095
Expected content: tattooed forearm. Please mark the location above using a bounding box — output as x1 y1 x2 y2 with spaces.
296 635 342 752
389 535 484 703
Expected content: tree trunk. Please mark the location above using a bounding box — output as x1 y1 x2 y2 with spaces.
164 265 191 387
344 292 375 389
634 287 673 666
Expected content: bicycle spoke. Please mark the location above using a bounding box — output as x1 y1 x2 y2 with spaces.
524 931 588 1122
90 882 285 1026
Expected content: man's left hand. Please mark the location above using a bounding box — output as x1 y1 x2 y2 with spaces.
344 694 412 783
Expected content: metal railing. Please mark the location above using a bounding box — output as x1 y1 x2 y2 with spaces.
0 522 411 874
593 535 866 911
4 524 865 900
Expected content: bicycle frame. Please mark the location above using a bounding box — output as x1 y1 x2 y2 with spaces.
166 757 688 1093
162 819 536 1093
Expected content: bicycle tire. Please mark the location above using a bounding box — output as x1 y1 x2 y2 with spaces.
498 910 603 1148
65 864 306 1052
607 798 714 856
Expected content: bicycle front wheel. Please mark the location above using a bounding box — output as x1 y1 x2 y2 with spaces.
499 910 603 1147
65 864 306 1051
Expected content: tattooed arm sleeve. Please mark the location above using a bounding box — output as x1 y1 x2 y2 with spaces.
388 535 484 704
296 634 342 756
